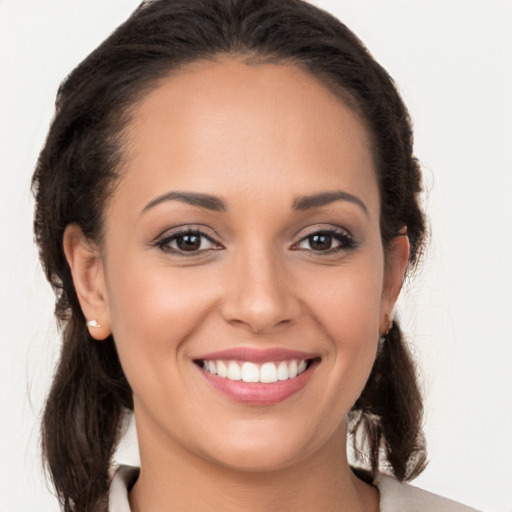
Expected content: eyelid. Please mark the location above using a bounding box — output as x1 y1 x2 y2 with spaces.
290 224 357 253
151 223 357 255
153 224 224 254
294 223 353 240
153 224 222 243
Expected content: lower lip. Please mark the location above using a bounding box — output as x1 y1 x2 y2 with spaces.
198 362 318 405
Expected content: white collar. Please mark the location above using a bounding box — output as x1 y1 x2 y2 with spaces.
108 465 479 512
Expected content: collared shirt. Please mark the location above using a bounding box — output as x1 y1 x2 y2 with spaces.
108 465 480 512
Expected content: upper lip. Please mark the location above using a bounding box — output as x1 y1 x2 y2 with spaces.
194 347 320 363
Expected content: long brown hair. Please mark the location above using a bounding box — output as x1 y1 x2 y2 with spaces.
33 1 427 510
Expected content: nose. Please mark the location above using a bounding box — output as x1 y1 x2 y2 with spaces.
220 247 301 334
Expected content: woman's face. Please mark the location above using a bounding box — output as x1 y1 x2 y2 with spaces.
78 60 408 471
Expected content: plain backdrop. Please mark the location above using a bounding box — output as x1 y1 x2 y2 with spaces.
1 1 511 511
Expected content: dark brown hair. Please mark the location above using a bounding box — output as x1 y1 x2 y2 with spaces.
33 0 427 510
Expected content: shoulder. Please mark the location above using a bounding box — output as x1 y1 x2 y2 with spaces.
109 465 139 512
374 473 482 512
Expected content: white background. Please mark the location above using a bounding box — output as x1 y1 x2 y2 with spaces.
1 1 511 511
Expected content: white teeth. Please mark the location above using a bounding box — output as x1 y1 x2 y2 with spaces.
202 358 311 383
288 360 298 379
227 361 242 380
277 361 289 381
260 362 278 383
241 362 259 383
217 360 228 378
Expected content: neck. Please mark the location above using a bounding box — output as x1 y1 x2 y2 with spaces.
129 421 379 512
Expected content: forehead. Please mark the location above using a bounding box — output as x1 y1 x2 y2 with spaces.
115 59 378 216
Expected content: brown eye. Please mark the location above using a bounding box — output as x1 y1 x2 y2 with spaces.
176 233 202 251
156 229 220 254
308 234 333 251
299 233 340 252
294 228 356 253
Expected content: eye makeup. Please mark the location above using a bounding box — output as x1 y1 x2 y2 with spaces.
151 221 359 260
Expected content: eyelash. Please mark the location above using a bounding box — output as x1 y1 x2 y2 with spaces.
154 227 222 256
154 226 357 256
290 227 357 254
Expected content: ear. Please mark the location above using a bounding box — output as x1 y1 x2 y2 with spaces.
63 224 111 340
380 230 410 333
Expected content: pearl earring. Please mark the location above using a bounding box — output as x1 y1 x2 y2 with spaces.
86 319 101 328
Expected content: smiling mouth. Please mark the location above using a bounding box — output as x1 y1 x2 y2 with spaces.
195 358 319 383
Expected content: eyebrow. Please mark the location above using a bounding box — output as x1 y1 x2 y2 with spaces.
141 191 227 214
141 189 368 216
292 190 368 216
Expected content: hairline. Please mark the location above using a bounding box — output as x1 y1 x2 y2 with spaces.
95 52 383 254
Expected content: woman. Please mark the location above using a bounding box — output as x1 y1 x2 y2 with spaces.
32 0 480 510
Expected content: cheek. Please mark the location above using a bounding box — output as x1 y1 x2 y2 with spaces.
103 252 219 374
302 256 383 400
306 259 383 342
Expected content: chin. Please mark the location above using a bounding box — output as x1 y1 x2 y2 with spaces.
194 422 336 474
205 445 308 474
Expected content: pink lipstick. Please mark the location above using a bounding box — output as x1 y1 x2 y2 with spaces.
194 348 320 405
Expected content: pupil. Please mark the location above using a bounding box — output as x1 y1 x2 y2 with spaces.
310 234 332 250
177 234 201 251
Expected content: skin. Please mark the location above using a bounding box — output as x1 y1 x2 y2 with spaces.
64 59 409 512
